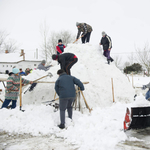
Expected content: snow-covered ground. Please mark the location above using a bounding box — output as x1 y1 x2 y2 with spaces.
0 44 150 150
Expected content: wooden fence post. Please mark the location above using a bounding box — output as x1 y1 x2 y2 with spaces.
20 75 22 110
132 72 134 88
111 78 115 103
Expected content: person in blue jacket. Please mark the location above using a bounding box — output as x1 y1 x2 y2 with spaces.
55 69 84 129
19 68 26 76
142 83 150 100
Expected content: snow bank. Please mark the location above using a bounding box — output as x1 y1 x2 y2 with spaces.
0 43 137 150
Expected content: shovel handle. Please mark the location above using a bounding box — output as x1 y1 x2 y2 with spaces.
73 36 82 44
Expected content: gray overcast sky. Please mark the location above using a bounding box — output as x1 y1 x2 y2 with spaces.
0 0 150 58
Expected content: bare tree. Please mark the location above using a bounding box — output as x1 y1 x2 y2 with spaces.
135 43 150 76
3 39 18 52
113 55 122 68
47 30 75 56
127 52 135 65
0 30 9 52
40 21 49 61
40 26 76 61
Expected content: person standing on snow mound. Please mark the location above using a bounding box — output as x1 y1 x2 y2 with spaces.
28 60 52 92
75 22 93 44
52 53 78 75
99 31 114 64
55 69 84 129
56 39 66 55
1 68 33 109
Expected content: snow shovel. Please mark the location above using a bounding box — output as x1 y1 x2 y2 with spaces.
42 98 59 112
42 98 59 105
73 36 82 43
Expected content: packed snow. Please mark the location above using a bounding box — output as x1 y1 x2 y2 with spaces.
0 43 150 150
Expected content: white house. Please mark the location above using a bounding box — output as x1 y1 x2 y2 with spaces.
0 50 42 74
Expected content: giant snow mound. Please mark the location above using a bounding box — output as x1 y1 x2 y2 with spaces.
21 43 135 108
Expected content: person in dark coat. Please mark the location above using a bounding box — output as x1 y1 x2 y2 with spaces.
75 22 93 43
99 31 114 64
52 53 78 75
28 60 52 92
55 69 84 129
56 39 66 55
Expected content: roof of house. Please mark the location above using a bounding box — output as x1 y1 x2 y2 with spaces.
0 52 42 63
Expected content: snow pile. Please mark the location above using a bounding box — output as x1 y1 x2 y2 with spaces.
0 43 138 150
22 43 135 107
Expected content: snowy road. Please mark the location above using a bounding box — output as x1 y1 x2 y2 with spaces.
0 130 77 150
1 129 150 150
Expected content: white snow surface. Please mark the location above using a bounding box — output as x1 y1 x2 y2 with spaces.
1 43 150 150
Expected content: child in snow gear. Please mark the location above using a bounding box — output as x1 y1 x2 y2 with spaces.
75 22 93 43
56 39 66 54
1 68 33 109
52 53 78 75
99 31 114 64
28 60 52 92
55 69 84 129
19 68 26 76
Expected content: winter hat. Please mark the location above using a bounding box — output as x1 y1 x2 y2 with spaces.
52 54 58 60
76 22 80 26
102 31 106 36
57 69 65 75
41 60 46 64
12 68 20 74
58 39 62 43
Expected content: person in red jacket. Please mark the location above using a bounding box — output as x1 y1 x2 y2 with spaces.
56 39 66 55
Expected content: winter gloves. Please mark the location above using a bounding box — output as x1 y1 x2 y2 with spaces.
142 85 147 90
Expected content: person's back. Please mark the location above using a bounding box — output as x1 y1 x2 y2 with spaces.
55 72 84 99
55 69 84 129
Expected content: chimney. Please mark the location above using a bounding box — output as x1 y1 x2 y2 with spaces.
5 50 9 54
20 49 25 60
36 48 38 59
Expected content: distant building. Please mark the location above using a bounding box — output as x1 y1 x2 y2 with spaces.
0 49 42 74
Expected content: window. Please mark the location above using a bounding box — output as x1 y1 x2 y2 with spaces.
10 65 12 67
7 65 8 67
3 65 4 67
34 64 36 66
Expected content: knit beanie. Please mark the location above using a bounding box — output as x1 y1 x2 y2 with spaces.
41 60 46 64
76 22 80 26
12 68 20 74
58 39 62 43
52 54 58 60
102 31 106 36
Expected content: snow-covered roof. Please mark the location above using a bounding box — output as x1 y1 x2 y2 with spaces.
0 52 42 63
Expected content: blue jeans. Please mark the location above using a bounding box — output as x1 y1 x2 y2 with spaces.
59 98 75 124
1 99 17 109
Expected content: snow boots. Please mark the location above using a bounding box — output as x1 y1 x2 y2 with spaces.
58 124 65 129
107 57 114 65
